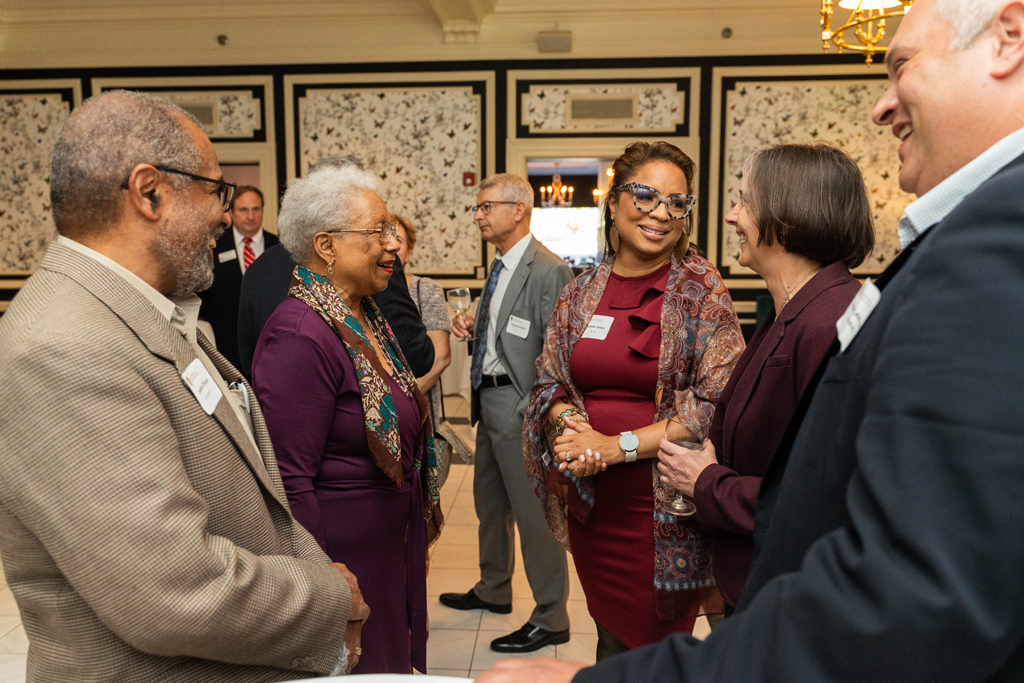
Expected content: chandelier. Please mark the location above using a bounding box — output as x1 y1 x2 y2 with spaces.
820 0 914 64
539 173 574 208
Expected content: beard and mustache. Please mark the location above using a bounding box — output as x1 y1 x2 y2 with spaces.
154 203 224 297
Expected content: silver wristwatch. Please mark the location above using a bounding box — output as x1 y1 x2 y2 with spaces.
618 431 639 463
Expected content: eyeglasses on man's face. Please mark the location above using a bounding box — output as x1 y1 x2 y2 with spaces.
120 165 237 211
471 201 517 215
614 182 696 220
325 220 399 246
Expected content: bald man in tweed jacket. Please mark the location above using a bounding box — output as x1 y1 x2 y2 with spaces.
0 91 364 681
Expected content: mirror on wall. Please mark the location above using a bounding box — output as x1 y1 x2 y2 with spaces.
526 158 613 270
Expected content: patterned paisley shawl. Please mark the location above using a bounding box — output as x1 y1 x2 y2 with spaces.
523 254 745 620
289 265 443 547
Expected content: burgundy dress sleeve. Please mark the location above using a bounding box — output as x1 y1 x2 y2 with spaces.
252 323 342 550
693 465 761 536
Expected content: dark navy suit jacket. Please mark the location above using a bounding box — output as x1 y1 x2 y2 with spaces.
576 154 1024 682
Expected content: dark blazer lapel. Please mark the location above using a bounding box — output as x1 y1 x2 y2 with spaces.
719 315 776 465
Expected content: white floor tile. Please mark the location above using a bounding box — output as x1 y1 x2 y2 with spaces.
692 615 711 641
426 629 478 670
477 599 535 633
0 654 24 683
566 600 596 635
435 525 480 547
0 626 27 655
425 668 473 679
555 633 597 665
430 544 480 570
0 591 19 618
429 600 483 631
470 631 557 670
426 567 483 597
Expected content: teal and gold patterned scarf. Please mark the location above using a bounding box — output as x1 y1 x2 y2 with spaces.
288 265 443 545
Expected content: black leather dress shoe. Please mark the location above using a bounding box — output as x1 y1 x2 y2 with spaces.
489 622 571 653
438 589 512 614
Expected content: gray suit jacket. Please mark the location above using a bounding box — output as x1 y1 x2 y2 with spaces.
471 235 573 425
0 242 351 682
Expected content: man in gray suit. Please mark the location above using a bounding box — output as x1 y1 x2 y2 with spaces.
441 173 574 653
0 90 367 682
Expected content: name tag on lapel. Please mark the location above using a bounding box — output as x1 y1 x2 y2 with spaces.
836 278 881 353
218 249 238 264
506 315 531 339
581 315 614 340
182 358 222 415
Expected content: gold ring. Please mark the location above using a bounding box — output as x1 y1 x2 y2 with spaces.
565 452 573 462
355 647 362 656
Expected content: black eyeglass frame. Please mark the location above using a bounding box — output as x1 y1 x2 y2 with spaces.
324 220 400 246
471 201 518 215
120 165 237 210
612 182 696 220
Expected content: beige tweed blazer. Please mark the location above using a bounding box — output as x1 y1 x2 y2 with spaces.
0 242 351 682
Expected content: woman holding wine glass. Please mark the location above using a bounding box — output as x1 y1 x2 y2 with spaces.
523 141 745 661
656 142 875 615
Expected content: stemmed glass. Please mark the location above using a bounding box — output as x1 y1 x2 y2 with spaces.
663 416 699 517
447 288 473 342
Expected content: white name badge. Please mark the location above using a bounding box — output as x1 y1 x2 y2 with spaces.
581 314 614 341
836 278 882 353
218 249 238 264
181 358 222 415
506 315 531 339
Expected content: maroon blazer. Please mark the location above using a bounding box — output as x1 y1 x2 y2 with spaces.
693 261 860 606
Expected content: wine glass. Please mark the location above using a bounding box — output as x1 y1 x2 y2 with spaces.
663 416 700 517
447 287 473 342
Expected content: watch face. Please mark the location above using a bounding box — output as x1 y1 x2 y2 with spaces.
619 432 640 452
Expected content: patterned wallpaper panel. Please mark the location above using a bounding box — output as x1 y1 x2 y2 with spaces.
521 83 685 135
0 92 70 272
149 90 262 139
720 78 911 276
298 85 483 275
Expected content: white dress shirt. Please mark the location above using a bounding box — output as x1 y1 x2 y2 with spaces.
233 227 265 274
482 234 532 377
898 127 1024 249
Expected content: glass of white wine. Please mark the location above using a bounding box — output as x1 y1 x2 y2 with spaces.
663 416 700 517
447 287 473 342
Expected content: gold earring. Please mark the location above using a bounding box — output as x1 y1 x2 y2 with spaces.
327 261 335 275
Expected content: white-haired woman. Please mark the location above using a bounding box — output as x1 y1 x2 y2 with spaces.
251 165 444 675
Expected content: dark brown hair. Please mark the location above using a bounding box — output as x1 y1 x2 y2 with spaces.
603 141 698 257
392 214 417 251
231 185 264 209
743 143 875 269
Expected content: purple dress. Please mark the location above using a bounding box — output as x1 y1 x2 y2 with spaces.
252 296 425 674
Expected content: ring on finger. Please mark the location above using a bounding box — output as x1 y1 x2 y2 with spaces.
565 451 573 462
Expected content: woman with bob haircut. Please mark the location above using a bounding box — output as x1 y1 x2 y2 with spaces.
656 141 875 612
524 141 745 659
251 164 444 674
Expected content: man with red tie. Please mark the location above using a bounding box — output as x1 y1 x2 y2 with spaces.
202 185 278 369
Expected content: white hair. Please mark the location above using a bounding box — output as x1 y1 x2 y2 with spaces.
934 0 1005 49
277 165 379 265
50 89 203 236
479 173 534 219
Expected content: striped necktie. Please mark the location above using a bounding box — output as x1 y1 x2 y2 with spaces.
242 237 256 272
470 259 505 391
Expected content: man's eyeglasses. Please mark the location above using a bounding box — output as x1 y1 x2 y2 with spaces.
613 182 696 220
120 165 237 210
471 201 517 215
325 220 399 246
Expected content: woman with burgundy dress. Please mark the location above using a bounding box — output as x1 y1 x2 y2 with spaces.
524 141 745 660
251 164 444 674
656 142 876 613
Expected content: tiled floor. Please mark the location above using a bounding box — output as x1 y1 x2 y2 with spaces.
0 394 709 682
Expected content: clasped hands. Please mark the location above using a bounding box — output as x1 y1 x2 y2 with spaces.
656 438 718 498
330 562 371 674
552 418 614 477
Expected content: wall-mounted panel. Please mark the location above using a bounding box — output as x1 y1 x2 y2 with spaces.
0 80 81 275
285 72 495 280
514 73 695 139
709 65 911 286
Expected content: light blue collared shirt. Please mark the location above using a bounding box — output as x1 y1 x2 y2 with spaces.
898 127 1024 249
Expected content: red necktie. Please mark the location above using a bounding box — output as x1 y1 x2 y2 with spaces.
242 237 256 272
